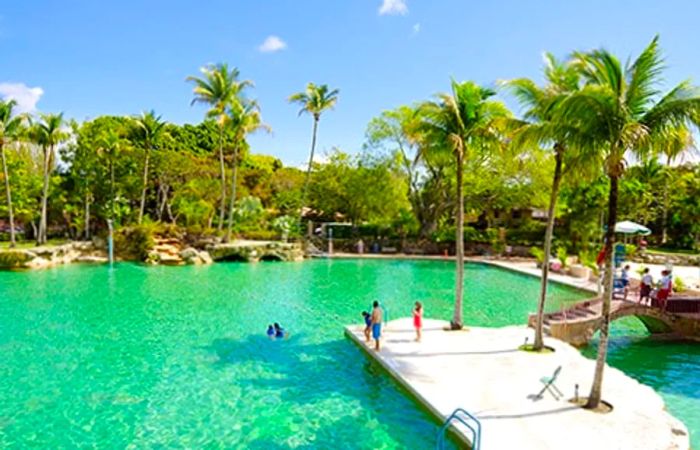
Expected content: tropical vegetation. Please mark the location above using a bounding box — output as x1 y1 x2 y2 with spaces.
1 37 700 407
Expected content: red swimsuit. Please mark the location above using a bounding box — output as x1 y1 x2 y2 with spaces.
413 309 423 328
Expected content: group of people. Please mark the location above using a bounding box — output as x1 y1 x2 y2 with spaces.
638 267 673 309
361 300 423 351
618 264 674 309
266 323 288 339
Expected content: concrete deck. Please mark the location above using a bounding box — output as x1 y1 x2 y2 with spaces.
345 318 689 450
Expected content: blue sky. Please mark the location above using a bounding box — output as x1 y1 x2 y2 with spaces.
2 1 700 166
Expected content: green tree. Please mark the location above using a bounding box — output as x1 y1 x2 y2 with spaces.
30 113 69 245
131 111 167 224
288 83 339 224
419 80 510 329
0 100 26 247
504 54 588 351
187 63 252 232
225 100 270 242
653 126 696 244
561 36 700 408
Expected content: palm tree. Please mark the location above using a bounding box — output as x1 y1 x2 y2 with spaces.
0 100 26 247
225 100 271 242
560 36 700 409
419 80 510 329
30 113 69 245
98 129 123 224
288 83 339 223
131 111 166 224
187 63 252 232
503 54 587 351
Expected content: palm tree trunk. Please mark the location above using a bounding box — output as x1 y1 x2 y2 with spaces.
300 116 319 224
586 173 618 409
452 151 465 330
1 142 16 247
110 157 115 223
217 126 226 233
225 144 240 243
661 156 671 245
138 144 150 225
534 147 564 350
38 145 51 245
84 189 90 241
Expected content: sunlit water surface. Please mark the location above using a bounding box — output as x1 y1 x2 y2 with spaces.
0 259 696 448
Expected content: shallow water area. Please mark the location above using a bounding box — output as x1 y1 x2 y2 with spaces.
0 259 696 448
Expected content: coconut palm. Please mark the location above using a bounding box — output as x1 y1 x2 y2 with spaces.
131 111 166 224
503 54 589 351
0 100 26 247
560 36 700 408
98 129 123 224
419 80 510 329
30 113 69 245
225 100 271 242
288 83 339 222
187 63 252 232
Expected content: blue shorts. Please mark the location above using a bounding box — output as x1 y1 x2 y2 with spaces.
372 323 382 340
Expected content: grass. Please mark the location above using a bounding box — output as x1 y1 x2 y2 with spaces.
646 247 698 256
0 239 69 250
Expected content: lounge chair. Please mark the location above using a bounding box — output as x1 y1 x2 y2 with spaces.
536 366 563 400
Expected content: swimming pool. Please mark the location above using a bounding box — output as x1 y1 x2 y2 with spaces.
0 259 695 448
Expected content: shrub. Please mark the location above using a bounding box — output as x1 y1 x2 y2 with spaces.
0 251 31 268
556 246 568 269
530 247 545 264
673 277 686 293
578 249 599 275
241 229 278 241
114 225 155 261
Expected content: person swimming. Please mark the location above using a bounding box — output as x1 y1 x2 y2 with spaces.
266 324 275 339
273 322 287 339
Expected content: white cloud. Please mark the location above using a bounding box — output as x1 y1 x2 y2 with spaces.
258 35 287 53
379 0 408 15
413 23 421 34
0 82 44 113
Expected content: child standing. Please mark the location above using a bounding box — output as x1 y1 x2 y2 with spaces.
413 301 423 342
361 311 372 342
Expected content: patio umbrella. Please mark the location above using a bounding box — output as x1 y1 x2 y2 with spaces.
614 220 651 235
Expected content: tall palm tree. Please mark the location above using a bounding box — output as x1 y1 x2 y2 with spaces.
560 36 700 408
131 111 166 224
0 100 26 247
187 63 252 232
288 83 339 223
30 113 69 245
419 80 510 329
225 100 271 242
503 54 588 351
98 129 123 224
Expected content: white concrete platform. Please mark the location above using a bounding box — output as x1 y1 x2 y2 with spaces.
345 318 689 450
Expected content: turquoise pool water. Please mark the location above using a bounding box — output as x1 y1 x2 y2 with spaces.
0 259 696 448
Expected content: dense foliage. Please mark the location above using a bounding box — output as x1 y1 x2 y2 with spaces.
0 40 698 254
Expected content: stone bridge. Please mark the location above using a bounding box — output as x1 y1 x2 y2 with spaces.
528 297 700 346
206 240 304 263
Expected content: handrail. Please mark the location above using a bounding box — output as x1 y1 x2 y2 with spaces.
436 407 481 450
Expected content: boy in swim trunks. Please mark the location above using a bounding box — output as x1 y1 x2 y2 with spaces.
371 301 383 351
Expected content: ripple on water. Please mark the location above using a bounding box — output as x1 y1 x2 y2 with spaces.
0 260 696 448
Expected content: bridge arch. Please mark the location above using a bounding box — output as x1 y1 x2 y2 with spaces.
259 253 284 262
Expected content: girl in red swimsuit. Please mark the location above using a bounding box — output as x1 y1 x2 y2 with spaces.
413 301 423 342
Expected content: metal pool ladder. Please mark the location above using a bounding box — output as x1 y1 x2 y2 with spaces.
436 408 481 450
